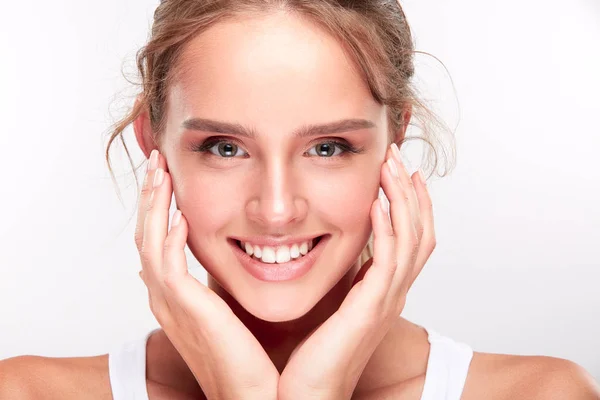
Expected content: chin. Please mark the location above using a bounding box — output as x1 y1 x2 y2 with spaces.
238 286 324 323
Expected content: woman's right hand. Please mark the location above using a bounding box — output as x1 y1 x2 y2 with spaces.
135 149 279 400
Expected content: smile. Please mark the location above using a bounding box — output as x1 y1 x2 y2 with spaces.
228 235 329 282
236 236 322 264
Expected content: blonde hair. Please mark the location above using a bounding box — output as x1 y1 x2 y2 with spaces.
105 0 456 266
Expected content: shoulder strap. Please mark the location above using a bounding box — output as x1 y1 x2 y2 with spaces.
108 330 156 400
420 326 474 400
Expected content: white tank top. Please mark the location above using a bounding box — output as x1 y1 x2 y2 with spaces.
108 325 473 400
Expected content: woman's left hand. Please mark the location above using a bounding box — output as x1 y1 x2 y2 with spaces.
278 143 436 400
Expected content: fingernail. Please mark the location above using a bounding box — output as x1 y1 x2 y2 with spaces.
418 169 427 186
148 149 159 171
172 210 182 227
153 168 164 188
387 158 399 178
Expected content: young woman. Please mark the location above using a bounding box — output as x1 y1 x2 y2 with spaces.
1 1 598 399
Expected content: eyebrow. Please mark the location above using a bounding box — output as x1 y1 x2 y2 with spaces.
181 117 376 138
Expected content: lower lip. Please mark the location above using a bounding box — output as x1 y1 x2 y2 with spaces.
228 235 330 282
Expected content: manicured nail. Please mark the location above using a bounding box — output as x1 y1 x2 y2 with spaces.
418 169 427 186
153 168 164 188
172 210 182 227
148 149 159 171
387 158 399 178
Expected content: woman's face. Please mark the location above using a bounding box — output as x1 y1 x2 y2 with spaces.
158 12 391 322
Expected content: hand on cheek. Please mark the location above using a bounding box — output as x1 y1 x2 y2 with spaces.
136 150 279 400
278 143 436 400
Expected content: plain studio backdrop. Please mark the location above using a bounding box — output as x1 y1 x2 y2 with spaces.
1 0 599 381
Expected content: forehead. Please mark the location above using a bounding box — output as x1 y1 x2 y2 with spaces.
168 11 382 134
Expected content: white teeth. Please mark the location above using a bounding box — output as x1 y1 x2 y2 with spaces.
261 246 276 263
290 243 300 259
239 238 321 264
299 242 308 255
276 247 291 263
244 242 254 256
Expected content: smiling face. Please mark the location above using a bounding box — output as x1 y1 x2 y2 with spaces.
156 11 390 322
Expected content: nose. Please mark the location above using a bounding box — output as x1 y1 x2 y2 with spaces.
245 160 307 229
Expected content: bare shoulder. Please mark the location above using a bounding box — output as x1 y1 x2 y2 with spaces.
0 354 113 399
461 351 600 400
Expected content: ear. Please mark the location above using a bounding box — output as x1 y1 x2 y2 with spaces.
133 94 158 160
392 104 413 147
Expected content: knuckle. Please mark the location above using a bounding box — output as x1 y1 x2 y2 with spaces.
401 190 410 202
145 192 156 211
146 200 154 213
148 296 160 316
163 272 179 291
427 202 434 213
423 232 437 252
406 236 419 256
138 247 153 266
412 243 420 258
140 181 152 199
134 231 144 251
416 224 425 239
149 298 171 326
391 258 400 272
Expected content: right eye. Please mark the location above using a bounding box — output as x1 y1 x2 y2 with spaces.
192 138 249 158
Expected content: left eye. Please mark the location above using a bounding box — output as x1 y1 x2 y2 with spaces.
207 141 247 158
306 142 345 157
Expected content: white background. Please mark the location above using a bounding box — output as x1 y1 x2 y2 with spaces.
1 0 598 381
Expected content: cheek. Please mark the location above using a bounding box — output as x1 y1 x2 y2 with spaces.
310 169 379 231
172 173 242 234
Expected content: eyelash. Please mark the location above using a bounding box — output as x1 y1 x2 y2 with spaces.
191 136 365 159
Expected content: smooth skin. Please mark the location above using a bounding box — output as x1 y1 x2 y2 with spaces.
1 10 599 400
136 140 432 399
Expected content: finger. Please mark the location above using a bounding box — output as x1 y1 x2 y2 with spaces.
159 209 212 320
380 154 418 294
134 149 159 253
361 189 397 298
161 212 222 320
142 154 174 281
162 209 189 282
389 144 423 241
408 170 436 288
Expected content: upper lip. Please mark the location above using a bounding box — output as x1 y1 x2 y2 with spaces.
229 234 326 247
